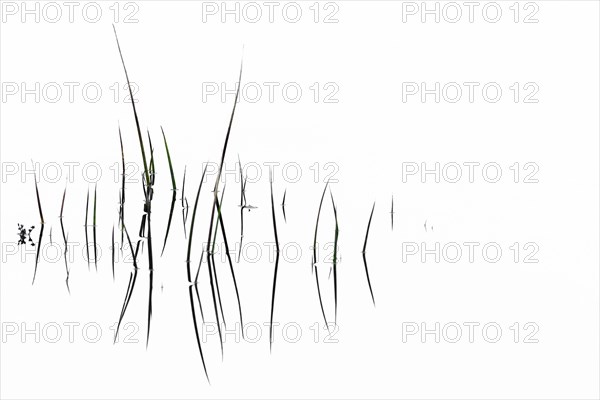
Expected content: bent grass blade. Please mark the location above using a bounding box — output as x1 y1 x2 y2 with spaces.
268 169 280 352
362 202 376 306
160 126 177 256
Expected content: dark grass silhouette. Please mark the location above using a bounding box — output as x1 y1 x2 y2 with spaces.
93 184 98 271
209 188 228 330
181 166 188 238
330 191 339 324
84 188 90 270
204 57 244 359
362 202 376 306
118 128 126 250
312 181 330 332
112 225 116 281
144 139 155 349
114 224 140 343
193 248 206 321
26 28 391 381
237 155 248 263
160 126 177 256
32 169 44 285
113 25 156 348
268 169 280 352
390 195 394 231
185 164 210 381
205 188 225 358
281 188 287 223
215 185 244 337
59 186 70 294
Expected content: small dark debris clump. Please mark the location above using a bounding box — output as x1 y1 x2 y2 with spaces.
18 224 35 246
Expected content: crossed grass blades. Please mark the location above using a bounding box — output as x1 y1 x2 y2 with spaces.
26 28 383 383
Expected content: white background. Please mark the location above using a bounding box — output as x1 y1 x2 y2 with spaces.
1 1 599 399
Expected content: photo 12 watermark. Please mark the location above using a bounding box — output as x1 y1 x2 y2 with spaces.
1 1 140 24
200 1 340 24
401 321 540 343
400 2 539 24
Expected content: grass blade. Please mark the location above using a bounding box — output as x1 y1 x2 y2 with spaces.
268 169 280 352
145 148 155 348
160 126 177 256
34 166 44 225
215 186 244 335
312 181 330 331
181 166 187 238
93 184 98 271
390 194 394 231
205 57 243 357
237 156 247 263
161 126 177 189
185 164 210 380
162 191 177 256
206 193 224 357
187 284 210 383
84 188 90 270
312 181 329 273
186 165 208 281
113 25 149 186
112 225 115 281
59 186 70 294
362 202 376 306
114 224 140 343
330 191 339 324
114 26 156 348
281 188 287 223
32 225 44 285
194 249 206 321
210 188 228 330
32 168 44 285
119 127 126 250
